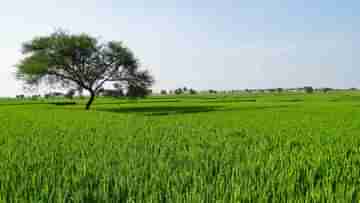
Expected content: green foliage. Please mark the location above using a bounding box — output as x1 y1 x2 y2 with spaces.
209 89 217 94
321 88 333 93
1 92 360 201
16 30 154 109
189 89 197 95
304 86 314 94
174 88 183 95
160 90 167 95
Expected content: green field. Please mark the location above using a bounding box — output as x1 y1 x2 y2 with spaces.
2 92 360 202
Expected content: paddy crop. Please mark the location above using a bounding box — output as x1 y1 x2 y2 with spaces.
1 92 360 202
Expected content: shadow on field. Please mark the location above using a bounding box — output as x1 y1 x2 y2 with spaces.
94 100 180 105
278 99 304 102
96 105 221 116
0 101 77 107
96 104 294 116
51 102 77 106
229 105 292 111
202 99 257 103
0 102 48 106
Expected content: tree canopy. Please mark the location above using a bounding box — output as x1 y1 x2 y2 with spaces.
16 30 154 109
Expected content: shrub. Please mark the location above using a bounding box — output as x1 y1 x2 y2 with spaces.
304 86 314 94
161 90 167 95
189 89 197 95
174 88 183 95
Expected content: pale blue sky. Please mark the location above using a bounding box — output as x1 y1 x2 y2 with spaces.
0 0 359 96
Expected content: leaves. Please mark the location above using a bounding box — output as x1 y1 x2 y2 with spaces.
16 30 154 109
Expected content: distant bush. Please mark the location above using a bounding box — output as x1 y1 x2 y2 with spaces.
31 95 41 100
304 86 314 94
321 88 333 93
189 89 197 95
174 88 183 95
209 89 217 94
16 95 25 99
160 90 167 95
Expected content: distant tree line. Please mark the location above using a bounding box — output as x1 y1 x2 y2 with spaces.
15 86 360 100
160 87 198 95
155 86 360 96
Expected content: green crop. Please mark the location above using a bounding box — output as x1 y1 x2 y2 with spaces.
1 92 360 202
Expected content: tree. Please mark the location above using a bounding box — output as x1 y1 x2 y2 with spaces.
321 88 332 93
209 89 217 94
268 89 276 93
174 88 183 95
16 95 25 99
16 30 154 110
304 86 314 94
31 95 41 100
160 90 167 95
77 86 84 98
189 89 197 95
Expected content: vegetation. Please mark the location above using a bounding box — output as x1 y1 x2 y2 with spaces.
189 89 197 95
304 86 314 94
1 92 360 202
16 30 154 110
160 89 168 95
174 88 183 95
209 89 217 94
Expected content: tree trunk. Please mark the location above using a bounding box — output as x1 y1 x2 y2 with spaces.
86 92 95 110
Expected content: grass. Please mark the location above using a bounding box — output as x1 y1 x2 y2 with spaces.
1 92 360 202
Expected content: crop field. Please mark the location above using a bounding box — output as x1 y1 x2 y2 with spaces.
1 92 360 202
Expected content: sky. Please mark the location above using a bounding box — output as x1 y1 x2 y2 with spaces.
0 0 360 96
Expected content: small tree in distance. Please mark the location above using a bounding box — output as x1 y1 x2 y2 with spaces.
304 86 314 94
174 88 183 95
321 88 332 93
189 89 197 95
16 30 154 110
160 90 167 95
209 89 217 94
